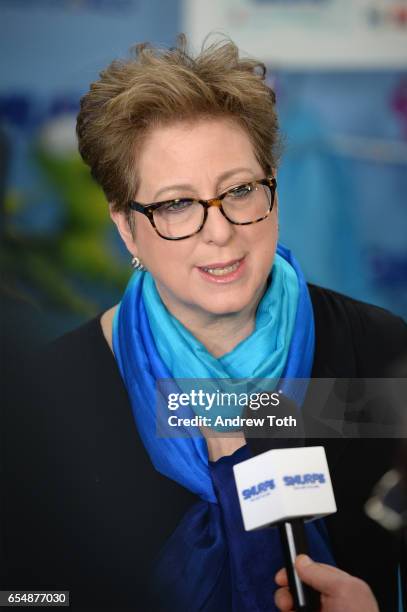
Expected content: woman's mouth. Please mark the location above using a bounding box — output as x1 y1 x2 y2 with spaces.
202 260 240 276
197 257 246 283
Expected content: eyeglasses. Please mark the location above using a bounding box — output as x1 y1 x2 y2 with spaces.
128 177 277 241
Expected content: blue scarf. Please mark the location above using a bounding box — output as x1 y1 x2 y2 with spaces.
113 244 335 610
143 251 298 382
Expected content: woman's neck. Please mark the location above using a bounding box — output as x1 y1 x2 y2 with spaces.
183 310 256 358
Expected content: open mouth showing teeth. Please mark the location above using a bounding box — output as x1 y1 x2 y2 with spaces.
201 261 241 276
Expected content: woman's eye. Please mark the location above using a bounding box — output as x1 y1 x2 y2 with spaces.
162 199 191 212
228 184 253 198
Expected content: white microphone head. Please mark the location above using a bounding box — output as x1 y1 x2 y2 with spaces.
233 446 337 531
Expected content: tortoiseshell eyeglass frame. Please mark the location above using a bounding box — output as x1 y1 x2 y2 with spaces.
128 176 277 241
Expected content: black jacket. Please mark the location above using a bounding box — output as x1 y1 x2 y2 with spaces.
2 285 407 611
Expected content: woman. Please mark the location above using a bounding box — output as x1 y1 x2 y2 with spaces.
3 36 406 611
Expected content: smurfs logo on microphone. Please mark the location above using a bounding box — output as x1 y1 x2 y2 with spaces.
233 447 337 530
242 479 275 502
283 473 326 489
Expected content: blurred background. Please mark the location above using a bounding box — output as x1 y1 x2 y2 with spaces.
1 0 406 340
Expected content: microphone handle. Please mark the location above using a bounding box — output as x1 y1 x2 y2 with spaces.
278 519 321 612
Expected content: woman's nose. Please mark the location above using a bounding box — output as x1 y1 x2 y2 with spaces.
200 204 234 245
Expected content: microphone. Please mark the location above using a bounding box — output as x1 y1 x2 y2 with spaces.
233 446 337 612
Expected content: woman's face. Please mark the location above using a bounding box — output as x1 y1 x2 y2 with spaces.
112 117 278 327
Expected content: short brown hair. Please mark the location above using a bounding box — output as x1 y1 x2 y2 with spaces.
76 34 280 215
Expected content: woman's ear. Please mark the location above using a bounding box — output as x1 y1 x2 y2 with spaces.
109 204 137 256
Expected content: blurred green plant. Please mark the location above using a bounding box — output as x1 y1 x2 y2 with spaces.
1 114 130 316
